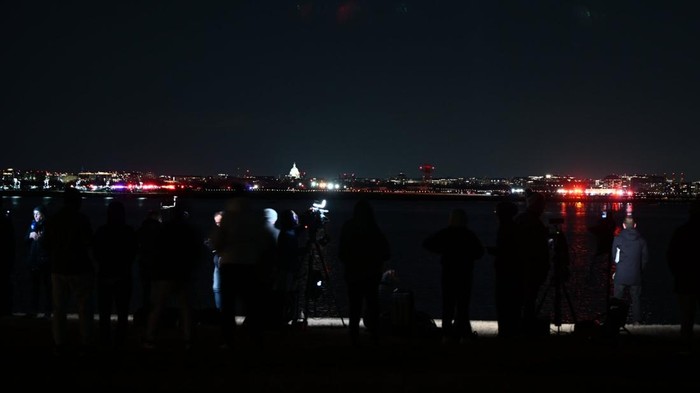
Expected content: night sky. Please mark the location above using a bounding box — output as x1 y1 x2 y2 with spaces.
3 1 699 180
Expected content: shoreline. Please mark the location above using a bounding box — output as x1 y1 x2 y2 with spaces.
0 189 693 203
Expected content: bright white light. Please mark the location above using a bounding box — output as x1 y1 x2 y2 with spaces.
313 200 327 209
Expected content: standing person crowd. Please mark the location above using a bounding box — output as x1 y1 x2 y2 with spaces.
2 188 699 354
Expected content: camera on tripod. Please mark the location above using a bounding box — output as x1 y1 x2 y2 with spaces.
300 199 330 244
295 199 344 326
298 199 331 301
536 216 578 330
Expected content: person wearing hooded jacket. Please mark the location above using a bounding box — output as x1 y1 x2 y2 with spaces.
213 198 276 349
612 216 649 324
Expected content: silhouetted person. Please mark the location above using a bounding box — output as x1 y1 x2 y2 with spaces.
424 208 484 343
143 204 202 350
338 199 391 346
0 198 15 316
515 192 550 335
26 205 51 319
612 216 648 325
490 201 523 338
273 209 303 326
93 200 138 347
44 188 94 354
589 211 616 259
667 200 700 351
135 209 161 323
213 197 276 349
204 210 223 310
588 210 617 303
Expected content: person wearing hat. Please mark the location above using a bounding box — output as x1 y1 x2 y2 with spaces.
26 205 51 319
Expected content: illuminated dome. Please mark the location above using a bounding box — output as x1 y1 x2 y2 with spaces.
289 162 301 179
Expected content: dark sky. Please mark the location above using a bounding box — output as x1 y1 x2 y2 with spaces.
3 1 699 180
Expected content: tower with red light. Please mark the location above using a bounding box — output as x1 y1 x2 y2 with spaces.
419 164 435 182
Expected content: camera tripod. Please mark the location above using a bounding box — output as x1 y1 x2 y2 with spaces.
296 228 345 328
536 225 577 333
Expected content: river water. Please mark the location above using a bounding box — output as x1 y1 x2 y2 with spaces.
2 193 690 325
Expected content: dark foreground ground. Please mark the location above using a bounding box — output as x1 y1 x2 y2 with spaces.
1 315 698 392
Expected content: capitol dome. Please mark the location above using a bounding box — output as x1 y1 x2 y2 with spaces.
289 163 300 179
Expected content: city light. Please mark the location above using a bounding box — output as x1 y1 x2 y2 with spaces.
0 166 693 199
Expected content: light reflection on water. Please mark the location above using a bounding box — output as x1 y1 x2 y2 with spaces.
3 195 688 325
541 202 633 324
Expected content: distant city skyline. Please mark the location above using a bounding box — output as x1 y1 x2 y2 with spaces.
2 164 696 183
4 2 699 181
